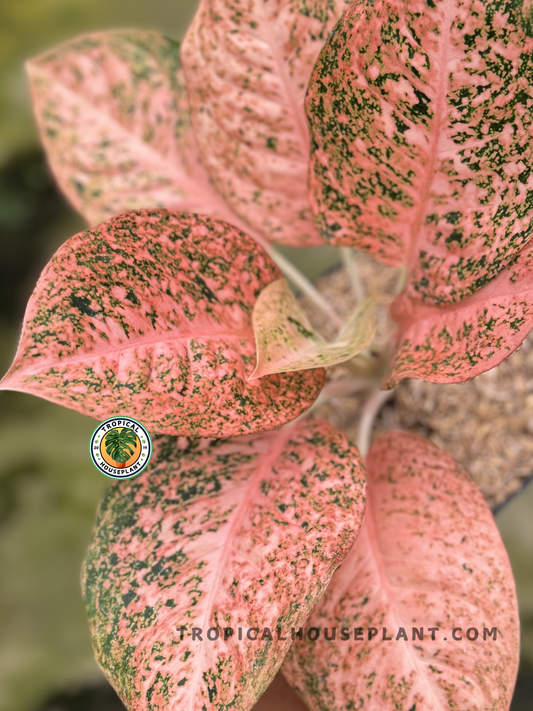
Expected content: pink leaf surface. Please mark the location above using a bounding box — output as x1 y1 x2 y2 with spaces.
386 240 533 385
181 0 351 246
0 210 325 437
27 31 257 233
283 431 519 711
82 419 366 711
306 0 533 303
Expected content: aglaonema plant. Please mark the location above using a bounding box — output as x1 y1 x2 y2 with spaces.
1 0 528 709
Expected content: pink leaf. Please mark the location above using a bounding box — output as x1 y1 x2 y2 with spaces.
283 431 519 711
181 0 351 247
386 239 533 385
82 419 366 711
27 31 256 234
0 210 324 437
307 1 533 304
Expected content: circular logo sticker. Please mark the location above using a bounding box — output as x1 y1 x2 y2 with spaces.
90 417 152 479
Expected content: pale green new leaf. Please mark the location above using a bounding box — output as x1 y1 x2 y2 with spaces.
250 279 376 379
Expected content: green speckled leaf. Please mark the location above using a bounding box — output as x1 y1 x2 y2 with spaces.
82 419 366 711
250 279 376 378
27 31 251 231
283 431 519 711
181 0 352 246
386 239 533 385
307 0 533 303
0 210 325 437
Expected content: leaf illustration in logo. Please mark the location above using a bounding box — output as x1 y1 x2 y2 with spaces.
0 210 325 437
27 31 257 237
250 279 376 378
82 419 367 711
181 0 352 246
283 431 519 711
104 428 137 465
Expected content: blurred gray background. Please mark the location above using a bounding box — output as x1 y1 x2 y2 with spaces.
0 2 531 710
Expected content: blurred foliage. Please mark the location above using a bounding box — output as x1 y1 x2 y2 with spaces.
0 378 108 711
38 685 124 711
497 482 533 708
0 150 85 325
277 244 341 282
0 3 199 711
0 0 200 164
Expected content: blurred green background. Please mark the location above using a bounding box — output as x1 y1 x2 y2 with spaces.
0 2 531 710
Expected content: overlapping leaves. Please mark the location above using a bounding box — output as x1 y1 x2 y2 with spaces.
181 0 352 246
306 0 533 382
0 210 324 437
15 4 526 710
28 4 348 248
386 243 533 385
283 432 519 710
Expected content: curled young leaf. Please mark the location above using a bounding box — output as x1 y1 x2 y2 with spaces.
181 0 351 246
283 431 519 711
27 31 252 232
250 279 376 379
386 240 533 386
0 210 325 437
82 419 366 711
306 0 533 303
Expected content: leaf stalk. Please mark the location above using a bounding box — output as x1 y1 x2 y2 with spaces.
265 246 343 328
340 247 366 303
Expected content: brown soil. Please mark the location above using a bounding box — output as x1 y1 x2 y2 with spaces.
300 254 533 511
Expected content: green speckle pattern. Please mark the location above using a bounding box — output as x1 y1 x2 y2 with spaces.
283 432 519 711
82 419 366 711
307 0 533 304
27 31 247 231
0 210 325 437
386 238 533 385
181 0 353 246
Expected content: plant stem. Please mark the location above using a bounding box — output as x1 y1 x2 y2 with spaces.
341 247 366 303
396 265 408 294
296 377 372 422
265 246 343 328
320 376 373 400
356 388 394 457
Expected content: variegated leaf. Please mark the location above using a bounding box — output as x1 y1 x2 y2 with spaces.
283 431 519 711
386 239 533 385
0 210 325 437
181 0 352 247
250 279 376 378
306 0 533 304
82 419 366 711
27 31 254 233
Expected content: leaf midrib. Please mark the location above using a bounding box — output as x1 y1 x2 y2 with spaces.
252 0 310 163
5 326 254 381
185 425 294 710
31 61 192 184
406 2 453 271
364 482 449 709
